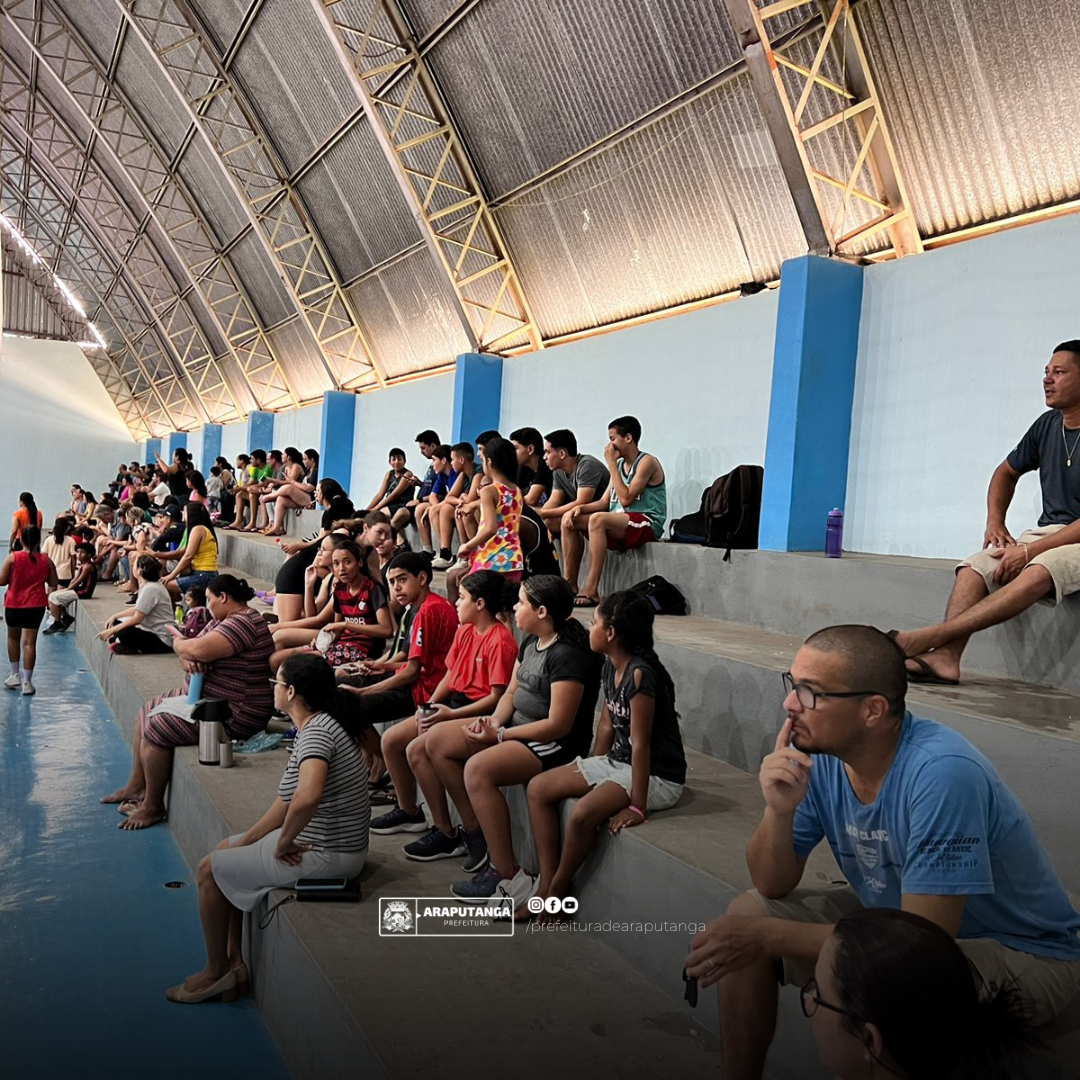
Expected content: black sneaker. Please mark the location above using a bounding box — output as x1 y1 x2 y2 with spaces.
43 622 66 635
462 827 489 874
370 805 427 835
450 863 502 903
403 825 467 862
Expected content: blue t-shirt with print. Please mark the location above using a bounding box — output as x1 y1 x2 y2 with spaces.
417 465 437 500
792 713 1080 959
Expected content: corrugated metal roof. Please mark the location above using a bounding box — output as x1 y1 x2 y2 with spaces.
175 134 252 244
229 0 359 176
346 247 472 380
494 72 805 337
51 0 122 68
112 29 194 160
859 0 1080 236
426 0 809 198
2 251 76 340
294 118 420 282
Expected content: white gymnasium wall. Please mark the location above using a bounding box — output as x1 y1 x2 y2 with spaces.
351 374 455 506
273 404 322 458
846 214 1080 559
219 420 249 466
501 291 779 523
0 336 135 539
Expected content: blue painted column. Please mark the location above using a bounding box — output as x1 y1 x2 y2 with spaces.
247 410 274 454
201 424 223 471
166 431 188 459
759 255 864 552
143 438 161 464
452 352 503 444
319 391 356 489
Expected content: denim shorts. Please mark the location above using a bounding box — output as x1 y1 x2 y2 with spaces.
572 755 683 811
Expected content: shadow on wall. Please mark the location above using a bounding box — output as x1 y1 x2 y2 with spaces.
670 446 751 524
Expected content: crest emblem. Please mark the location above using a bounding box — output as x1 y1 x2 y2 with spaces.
382 900 414 933
856 844 879 870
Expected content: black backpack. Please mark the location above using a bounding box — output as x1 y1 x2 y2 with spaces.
668 465 764 561
628 575 688 616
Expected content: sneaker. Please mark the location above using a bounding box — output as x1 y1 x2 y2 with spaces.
496 867 540 912
370 805 427 835
430 555 453 570
125 594 138 605
403 825 467 862
43 622 66 635
4 673 21 690
21 682 35 696
451 863 502 903
451 557 470 572
461 827 489 874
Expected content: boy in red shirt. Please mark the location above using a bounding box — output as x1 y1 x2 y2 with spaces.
344 550 457 743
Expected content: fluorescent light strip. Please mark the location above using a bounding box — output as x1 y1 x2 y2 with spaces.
1 211 104 348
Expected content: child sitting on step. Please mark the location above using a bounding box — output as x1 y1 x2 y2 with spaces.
526 590 686 916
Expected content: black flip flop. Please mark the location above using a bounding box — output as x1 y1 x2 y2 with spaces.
906 656 960 686
573 594 599 609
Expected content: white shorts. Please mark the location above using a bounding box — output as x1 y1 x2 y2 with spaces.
959 525 1080 605
50 589 79 611
572 755 683 812
210 828 366 912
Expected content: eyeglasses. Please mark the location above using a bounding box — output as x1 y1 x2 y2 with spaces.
801 978 863 1022
782 672 887 711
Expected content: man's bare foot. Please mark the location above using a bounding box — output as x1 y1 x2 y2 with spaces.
100 786 143 804
119 807 167 830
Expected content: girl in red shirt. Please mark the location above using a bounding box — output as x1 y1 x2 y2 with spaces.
371 571 519 857
0 525 58 695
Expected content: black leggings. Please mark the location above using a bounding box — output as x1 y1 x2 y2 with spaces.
114 626 173 653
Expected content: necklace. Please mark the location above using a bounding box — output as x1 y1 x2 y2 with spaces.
536 632 558 650
1063 419 1080 467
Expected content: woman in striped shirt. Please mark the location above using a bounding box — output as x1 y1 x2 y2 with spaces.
166 652 370 1004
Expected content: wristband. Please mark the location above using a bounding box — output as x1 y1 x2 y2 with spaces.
1021 542 1030 564
628 805 645 820
496 726 505 743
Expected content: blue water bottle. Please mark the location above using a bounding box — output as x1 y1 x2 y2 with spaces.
188 671 205 704
825 508 844 558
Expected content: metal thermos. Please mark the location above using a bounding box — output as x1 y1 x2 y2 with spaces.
199 720 228 766
192 693 234 767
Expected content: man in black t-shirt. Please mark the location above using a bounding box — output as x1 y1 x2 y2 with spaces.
510 426 554 507
893 341 1080 684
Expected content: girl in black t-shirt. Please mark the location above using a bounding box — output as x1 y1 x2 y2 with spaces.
526 590 685 918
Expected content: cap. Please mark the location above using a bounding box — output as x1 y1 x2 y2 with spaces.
157 504 183 521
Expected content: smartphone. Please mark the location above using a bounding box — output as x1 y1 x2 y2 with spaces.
295 877 348 889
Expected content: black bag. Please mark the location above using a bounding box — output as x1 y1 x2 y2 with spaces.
669 465 763 561
628 575 688 616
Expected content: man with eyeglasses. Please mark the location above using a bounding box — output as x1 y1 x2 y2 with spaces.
684 624 1080 1080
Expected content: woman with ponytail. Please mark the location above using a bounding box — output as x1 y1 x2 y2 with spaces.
527 590 685 915
422 574 602 907
165 652 369 1004
807 908 1040 1079
0 524 58 695
9 491 43 549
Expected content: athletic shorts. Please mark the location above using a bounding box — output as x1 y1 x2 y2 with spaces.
960 524 1080 605
5 606 45 630
607 512 658 552
748 883 1080 1027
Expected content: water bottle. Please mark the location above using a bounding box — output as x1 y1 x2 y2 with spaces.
175 604 184 625
187 672 204 703
825 508 844 558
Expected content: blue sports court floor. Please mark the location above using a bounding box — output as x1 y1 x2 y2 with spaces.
0 628 292 1079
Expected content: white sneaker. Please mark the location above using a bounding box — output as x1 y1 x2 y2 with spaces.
4 673 20 689
496 867 540 912
21 681 35 696
451 557 470 572
430 555 453 570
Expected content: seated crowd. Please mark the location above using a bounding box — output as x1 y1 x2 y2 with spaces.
10 345 1080 1077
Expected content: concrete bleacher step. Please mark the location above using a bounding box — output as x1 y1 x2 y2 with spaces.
599 543 1080 695
74 589 828 1080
